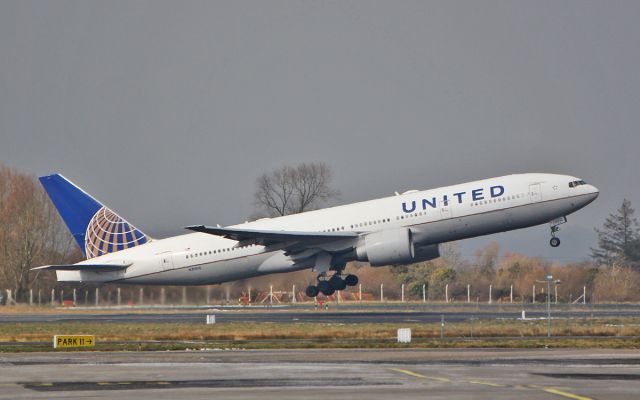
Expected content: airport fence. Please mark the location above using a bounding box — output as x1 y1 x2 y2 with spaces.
1 280 591 307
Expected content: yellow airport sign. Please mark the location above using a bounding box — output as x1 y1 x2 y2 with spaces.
53 335 95 349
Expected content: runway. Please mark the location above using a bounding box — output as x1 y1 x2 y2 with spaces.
1 306 639 324
0 349 639 399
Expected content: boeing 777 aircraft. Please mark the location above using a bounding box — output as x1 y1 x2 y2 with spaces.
35 173 598 297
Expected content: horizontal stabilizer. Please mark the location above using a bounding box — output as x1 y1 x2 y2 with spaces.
31 263 132 272
185 225 358 247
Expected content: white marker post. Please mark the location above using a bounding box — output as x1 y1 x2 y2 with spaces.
532 285 536 303
397 328 411 343
488 284 492 304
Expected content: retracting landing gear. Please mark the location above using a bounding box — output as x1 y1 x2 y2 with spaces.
305 272 359 298
548 216 567 248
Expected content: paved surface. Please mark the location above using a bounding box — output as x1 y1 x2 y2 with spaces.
1 309 639 324
0 349 638 399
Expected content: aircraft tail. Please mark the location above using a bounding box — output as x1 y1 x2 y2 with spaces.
39 174 149 259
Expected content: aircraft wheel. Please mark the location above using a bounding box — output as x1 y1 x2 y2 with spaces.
344 274 358 286
317 280 331 294
322 286 335 296
305 285 319 298
329 275 347 291
550 237 561 247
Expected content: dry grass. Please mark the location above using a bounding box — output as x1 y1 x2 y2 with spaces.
1 317 640 343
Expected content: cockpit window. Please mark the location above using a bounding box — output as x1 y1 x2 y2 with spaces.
569 180 587 188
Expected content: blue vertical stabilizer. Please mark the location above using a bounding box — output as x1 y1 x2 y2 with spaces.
39 174 149 259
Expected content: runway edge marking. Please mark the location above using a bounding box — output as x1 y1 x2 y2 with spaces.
542 386 593 400
389 368 451 383
390 368 594 400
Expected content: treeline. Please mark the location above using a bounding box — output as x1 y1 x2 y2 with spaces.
0 165 81 302
1 163 640 304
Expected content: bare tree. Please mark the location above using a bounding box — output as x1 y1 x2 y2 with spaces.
0 165 78 302
254 162 339 217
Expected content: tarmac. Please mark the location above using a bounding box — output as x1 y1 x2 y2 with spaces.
0 349 639 399
1 305 639 324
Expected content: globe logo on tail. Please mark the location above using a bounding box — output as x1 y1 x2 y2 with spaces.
84 207 148 259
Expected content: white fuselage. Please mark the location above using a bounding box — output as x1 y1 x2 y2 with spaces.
57 173 598 285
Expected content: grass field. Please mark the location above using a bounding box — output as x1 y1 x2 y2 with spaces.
1 314 640 352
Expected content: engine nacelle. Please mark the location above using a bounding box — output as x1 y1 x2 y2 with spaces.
356 227 415 266
355 228 441 266
414 243 440 262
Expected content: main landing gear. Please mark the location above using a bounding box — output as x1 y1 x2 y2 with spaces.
305 273 359 298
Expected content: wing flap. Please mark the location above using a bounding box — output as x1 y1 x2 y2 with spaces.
185 225 358 247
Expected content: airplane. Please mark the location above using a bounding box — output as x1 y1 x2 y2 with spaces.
34 173 598 297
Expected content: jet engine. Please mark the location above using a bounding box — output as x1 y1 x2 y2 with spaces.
355 227 440 266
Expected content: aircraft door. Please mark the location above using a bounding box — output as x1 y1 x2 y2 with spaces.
158 252 174 271
529 184 542 202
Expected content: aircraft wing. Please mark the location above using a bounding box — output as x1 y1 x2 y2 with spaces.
185 225 358 248
31 263 131 272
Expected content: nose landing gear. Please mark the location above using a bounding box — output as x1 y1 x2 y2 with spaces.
549 216 566 247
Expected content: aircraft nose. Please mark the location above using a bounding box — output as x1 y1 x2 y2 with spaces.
586 185 599 202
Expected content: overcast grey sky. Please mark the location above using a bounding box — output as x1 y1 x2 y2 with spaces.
1 1 638 262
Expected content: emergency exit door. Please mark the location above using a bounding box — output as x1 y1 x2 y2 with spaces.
158 253 174 271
